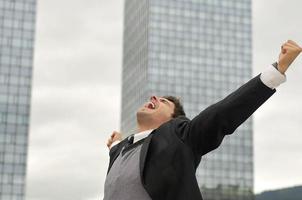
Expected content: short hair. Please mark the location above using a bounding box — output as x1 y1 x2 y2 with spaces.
162 95 186 118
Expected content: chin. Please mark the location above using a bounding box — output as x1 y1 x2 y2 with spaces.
138 107 155 114
137 109 151 117
137 109 155 121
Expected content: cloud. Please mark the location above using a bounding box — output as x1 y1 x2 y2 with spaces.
253 0 302 193
26 0 123 199
33 0 123 88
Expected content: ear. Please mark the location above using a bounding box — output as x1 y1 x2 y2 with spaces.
170 111 175 118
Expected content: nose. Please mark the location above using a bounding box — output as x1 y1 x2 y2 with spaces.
150 96 158 102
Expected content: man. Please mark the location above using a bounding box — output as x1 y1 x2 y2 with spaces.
104 40 302 200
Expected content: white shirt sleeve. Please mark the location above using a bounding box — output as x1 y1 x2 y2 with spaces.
260 64 287 89
109 140 121 150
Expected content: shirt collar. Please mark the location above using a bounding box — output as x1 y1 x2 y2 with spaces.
133 129 153 144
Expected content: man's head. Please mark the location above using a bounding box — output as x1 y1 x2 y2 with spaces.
136 95 185 130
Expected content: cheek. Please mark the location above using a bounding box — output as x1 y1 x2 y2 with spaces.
155 108 169 118
163 108 174 119
154 106 173 119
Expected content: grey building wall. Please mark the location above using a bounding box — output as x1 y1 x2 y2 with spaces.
121 0 253 199
121 0 150 134
0 0 36 199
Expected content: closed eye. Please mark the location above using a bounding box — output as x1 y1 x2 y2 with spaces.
160 99 169 104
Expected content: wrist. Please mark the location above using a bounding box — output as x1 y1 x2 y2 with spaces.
273 62 286 74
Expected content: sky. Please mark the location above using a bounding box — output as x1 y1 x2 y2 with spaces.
25 0 302 199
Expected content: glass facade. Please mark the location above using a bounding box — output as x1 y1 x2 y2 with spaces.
0 0 36 199
121 0 253 199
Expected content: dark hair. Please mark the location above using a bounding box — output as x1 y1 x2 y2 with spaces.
162 95 186 118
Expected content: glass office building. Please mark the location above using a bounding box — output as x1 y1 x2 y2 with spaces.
0 0 36 199
121 0 253 199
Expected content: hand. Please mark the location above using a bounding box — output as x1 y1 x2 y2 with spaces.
278 40 302 74
106 131 122 149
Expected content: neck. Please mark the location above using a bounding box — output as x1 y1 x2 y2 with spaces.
136 123 159 133
136 125 153 133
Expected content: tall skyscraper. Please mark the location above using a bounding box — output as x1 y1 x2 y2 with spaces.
121 0 253 199
0 0 36 199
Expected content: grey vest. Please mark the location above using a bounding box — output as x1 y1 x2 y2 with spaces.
103 142 152 200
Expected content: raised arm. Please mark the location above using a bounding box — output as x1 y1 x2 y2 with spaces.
176 40 301 156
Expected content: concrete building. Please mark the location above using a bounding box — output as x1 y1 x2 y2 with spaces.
121 0 253 199
0 0 36 199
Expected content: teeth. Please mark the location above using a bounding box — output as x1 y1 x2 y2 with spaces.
145 102 156 109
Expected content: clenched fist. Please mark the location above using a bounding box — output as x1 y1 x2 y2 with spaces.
278 40 302 74
106 131 122 149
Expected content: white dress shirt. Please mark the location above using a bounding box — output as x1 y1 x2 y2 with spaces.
109 64 287 149
260 64 286 89
110 129 153 149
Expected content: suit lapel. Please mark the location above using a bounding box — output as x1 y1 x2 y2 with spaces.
109 151 120 170
107 140 128 173
139 131 154 185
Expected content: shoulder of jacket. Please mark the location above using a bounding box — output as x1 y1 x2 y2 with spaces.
172 115 190 123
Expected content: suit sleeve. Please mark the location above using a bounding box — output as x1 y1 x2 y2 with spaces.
176 73 276 156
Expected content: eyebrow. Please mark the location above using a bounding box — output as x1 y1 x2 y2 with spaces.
160 98 172 107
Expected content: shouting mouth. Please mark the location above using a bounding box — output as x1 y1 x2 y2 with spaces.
145 102 157 110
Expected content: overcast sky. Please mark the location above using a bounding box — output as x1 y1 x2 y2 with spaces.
25 0 302 199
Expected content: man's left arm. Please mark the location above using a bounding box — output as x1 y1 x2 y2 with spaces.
176 40 301 156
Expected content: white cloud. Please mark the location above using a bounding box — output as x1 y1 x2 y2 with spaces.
26 0 123 199
253 0 302 193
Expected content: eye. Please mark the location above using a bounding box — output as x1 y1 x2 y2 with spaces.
160 99 168 104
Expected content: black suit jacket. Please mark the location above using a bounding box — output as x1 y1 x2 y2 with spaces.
107 74 276 200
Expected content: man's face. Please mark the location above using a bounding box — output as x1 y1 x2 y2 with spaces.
137 96 175 126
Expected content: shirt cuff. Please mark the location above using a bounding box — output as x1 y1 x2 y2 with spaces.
260 64 287 89
109 140 121 150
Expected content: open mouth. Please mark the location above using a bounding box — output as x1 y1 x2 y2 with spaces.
145 102 156 109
